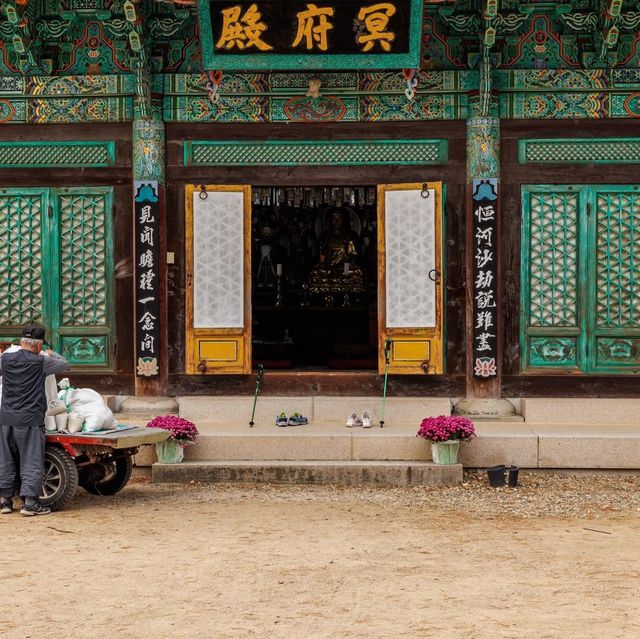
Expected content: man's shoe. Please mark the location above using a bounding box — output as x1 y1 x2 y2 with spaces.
0 499 12 515
287 412 308 426
275 412 288 427
362 411 372 428
346 413 362 427
20 502 51 517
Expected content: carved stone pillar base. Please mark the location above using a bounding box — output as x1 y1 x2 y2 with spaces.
453 398 517 420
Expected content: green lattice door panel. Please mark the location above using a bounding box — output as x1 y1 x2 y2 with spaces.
0 189 49 331
51 188 114 368
522 185 640 374
590 187 640 373
0 187 114 369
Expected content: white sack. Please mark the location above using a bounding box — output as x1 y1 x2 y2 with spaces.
60 386 117 432
67 412 84 434
45 416 57 432
55 412 69 431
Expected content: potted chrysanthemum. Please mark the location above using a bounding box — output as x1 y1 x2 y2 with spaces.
416 415 476 465
147 415 198 464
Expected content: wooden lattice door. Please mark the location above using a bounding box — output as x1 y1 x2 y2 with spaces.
185 184 252 374
377 182 444 375
0 187 114 368
522 185 640 373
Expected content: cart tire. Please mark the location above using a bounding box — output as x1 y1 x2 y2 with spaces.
80 455 133 496
41 446 79 511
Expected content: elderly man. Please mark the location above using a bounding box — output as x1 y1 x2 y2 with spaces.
0 326 70 516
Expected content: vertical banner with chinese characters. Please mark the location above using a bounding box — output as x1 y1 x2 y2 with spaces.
135 181 161 377
472 178 498 378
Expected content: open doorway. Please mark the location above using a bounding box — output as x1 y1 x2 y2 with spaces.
251 186 378 370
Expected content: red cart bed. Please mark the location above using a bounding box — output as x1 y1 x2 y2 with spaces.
42 427 169 510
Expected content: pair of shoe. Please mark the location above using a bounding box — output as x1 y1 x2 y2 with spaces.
1 498 51 516
276 412 309 427
346 412 372 428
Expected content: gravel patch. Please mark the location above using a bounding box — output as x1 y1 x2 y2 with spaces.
119 471 640 519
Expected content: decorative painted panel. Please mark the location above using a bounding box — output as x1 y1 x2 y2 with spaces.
520 139 640 164
595 189 640 329
185 139 448 167
529 337 577 368
526 189 579 328
57 190 109 326
192 190 245 328
0 190 46 326
0 141 115 168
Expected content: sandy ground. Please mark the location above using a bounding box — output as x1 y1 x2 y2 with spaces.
1 474 639 639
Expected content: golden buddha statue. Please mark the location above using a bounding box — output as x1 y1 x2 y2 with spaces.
308 208 365 294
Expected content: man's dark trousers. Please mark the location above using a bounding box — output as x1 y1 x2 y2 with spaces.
0 425 45 499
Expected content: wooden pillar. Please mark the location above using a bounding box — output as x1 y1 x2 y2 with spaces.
465 115 501 401
133 116 168 396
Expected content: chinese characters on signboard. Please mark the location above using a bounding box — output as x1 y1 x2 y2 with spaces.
198 0 422 70
472 179 498 379
135 181 161 377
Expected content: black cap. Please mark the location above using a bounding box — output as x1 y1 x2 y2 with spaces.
22 325 46 341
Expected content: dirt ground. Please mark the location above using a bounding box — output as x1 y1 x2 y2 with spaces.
1 473 639 639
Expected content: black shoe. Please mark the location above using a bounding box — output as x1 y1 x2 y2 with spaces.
20 502 51 517
0 499 12 515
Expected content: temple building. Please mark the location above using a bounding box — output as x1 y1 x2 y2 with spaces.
1 0 640 416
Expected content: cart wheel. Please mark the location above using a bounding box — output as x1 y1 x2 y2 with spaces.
80 454 133 496
41 446 79 511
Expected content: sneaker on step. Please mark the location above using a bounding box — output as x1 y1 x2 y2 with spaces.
287 412 309 426
20 502 51 517
275 412 288 427
0 499 12 515
362 411 372 428
346 413 362 427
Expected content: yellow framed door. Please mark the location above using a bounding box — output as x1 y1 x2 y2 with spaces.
377 182 444 375
186 184 252 374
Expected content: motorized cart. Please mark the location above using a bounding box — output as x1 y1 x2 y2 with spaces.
42 427 169 511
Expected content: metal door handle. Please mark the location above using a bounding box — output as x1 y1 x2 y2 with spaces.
428 269 441 283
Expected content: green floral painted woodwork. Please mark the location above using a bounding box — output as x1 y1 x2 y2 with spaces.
0 190 46 326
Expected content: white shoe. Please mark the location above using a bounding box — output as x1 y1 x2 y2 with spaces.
346 413 362 427
362 411 372 428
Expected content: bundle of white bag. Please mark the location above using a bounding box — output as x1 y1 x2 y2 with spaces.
56 378 117 433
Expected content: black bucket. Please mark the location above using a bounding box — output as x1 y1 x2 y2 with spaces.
506 465 519 487
487 465 505 487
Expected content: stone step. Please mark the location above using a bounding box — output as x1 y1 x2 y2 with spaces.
134 420 640 470
176 395 452 424
152 460 463 487
521 398 640 425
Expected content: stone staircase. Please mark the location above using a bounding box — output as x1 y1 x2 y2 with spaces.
119 396 640 486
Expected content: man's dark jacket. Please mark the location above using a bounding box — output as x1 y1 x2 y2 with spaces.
0 349 70 427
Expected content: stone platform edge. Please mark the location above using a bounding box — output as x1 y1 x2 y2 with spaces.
152 460 463 487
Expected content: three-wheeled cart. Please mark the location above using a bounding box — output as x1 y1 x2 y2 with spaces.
42 427 169 511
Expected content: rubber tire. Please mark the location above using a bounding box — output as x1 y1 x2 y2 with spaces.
41 446 79 511
80 455 133 496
